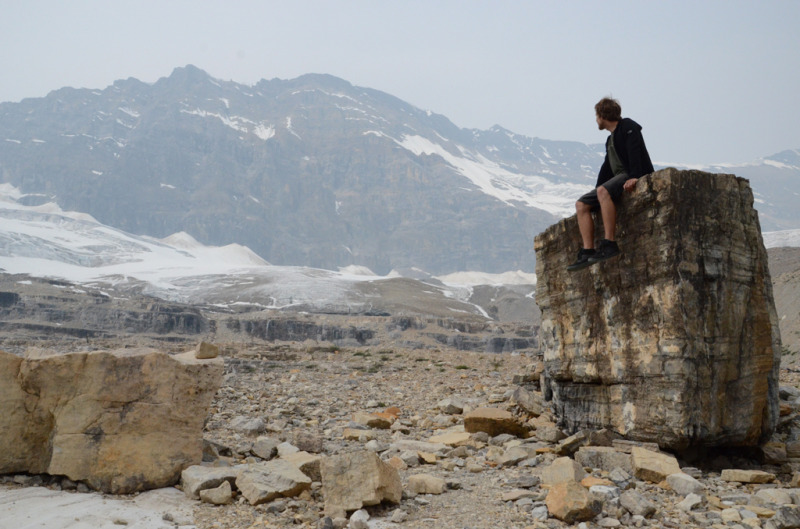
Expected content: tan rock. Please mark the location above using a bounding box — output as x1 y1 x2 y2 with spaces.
181 465 240 499
194 341 219 359
320 451 402 519
631 447 681 483
0 348 223 494
386 457 407 471
502 489 538 501
407 474 446 495
539 456 587 486
343 428 377 441
199 480 233 505
535 169 781 450
428 432 472 447
544 481 601 523
720 469 776 484
237 459 312 505
418 451 437 464
581 476 614 488
282 451 323 481
353 412 393 429
464 407 526 437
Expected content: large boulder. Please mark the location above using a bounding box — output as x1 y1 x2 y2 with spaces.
534 169 781 450
0 348 223 493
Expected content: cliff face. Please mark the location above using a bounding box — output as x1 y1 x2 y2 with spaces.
534 168 781 450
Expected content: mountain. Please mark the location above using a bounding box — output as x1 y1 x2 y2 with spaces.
685 149 800 231
0 65 598 275
1 65 798 275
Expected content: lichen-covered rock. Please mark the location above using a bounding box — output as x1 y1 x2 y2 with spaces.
0 348 223 494
535 169 781 449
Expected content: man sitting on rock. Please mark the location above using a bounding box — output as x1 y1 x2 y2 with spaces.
567 97 654 271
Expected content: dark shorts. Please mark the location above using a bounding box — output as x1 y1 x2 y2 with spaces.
577 172 630 210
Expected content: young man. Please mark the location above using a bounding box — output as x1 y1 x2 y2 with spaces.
567 97 654 271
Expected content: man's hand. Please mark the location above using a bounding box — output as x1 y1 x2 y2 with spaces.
623 178 638 192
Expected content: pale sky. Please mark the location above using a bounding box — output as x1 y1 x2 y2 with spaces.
2 1 799 166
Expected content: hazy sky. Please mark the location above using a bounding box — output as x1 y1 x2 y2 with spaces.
2 1 799 165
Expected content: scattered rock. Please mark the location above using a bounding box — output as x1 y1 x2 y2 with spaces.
721 469 777 484
464 407 526 437
319 451 402 519
199 480 233 505
236 459 312 505
630 447 681 483
407 474 446 495
544 480 601 523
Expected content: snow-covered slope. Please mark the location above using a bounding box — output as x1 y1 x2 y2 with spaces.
0 185 531 315
763 229 800 249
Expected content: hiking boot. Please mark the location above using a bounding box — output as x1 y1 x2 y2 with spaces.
567 248 596 271
587 239 620 264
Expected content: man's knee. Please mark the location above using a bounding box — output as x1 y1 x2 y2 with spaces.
596 186 611 202
576 200 590 213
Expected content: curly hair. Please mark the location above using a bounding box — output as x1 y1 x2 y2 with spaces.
595 97 622 122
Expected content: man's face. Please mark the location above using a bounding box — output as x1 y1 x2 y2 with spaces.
596 113 606 131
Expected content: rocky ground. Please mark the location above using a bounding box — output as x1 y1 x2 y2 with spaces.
5 342 800 529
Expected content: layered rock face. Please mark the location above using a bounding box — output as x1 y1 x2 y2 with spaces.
0 348 223 493
535 168 781 450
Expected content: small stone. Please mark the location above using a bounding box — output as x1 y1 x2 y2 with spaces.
756 488 793 506
407 474 446 495
428 431 472 447
199 480 233 505
667 472 705 495
464 407 526 437
619 490 656 518
539 456 587 485
194 341 219 359
438 397 465 415
631 447 680 483
349 509 370 529
677 493 704 512
502 489 538 501
721 469 776 484
252 436 280 460
721 508 742 523
390 509 408 523
544 481 601 524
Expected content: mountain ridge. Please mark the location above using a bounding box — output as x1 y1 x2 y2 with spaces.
2 65 798 274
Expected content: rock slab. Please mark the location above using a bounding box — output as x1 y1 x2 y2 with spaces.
0 348 223 493
535 169 781 449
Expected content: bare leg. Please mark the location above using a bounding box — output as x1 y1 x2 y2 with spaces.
596 185 616 241
576 200 595 249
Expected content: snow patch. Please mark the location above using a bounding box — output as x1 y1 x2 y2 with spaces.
763 229 800 248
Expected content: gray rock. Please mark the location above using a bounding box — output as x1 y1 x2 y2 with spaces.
252 437 280 460
437 397 465 415
236 459 312 505
619 490 656 518
765 505 800 529
575 446 633 475
230 416 267 436
199 480 233 505
677 493 704 512
757 488 794 506
349 509 370 529
181 464 240 499
667 472 706 496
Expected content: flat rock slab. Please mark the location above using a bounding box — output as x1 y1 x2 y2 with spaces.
0 485 195 529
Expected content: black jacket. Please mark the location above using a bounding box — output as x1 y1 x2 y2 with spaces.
596 117 654 187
